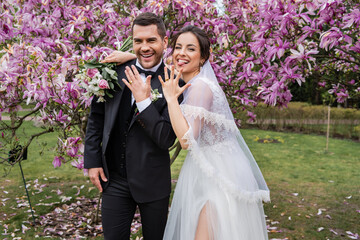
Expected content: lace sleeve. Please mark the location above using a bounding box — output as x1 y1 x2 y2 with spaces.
180 77 240 150
180 78 213 149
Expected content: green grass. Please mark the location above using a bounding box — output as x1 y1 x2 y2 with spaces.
1 121 99 239
1 124 359 239
243 129 359 239
1 103 37 118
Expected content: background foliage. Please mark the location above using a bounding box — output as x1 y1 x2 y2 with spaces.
237 102 360 140
0 0 359 171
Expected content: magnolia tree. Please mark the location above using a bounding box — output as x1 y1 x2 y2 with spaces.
219 0 360 120
0 0 359 172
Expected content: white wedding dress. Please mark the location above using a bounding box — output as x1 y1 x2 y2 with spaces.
163 61 270 240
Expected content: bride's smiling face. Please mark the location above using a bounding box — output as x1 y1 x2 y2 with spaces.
172 32 204 82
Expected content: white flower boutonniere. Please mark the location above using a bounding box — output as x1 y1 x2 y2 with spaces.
133 88 163 115
150 88 162 103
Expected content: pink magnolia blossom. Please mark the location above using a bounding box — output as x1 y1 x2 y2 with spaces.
336 90 349 103
266 38 290 62
320 27 353 51
1 0 359 171
71 157 84 170
342 9 360 29
247 111 256 123
52 156 64 168
288 44 319 70
318 82 327 87
348 79 355 85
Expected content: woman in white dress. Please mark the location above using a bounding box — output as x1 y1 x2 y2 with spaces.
105 25 270 240
158 25 270 240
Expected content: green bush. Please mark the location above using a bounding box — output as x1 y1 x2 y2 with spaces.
237 102 360 140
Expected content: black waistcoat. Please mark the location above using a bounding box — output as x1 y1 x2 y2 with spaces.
106 86 135 175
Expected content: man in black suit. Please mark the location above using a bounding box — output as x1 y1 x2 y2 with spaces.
84 13 177 240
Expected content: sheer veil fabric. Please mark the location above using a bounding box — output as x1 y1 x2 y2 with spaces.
163 61 270 240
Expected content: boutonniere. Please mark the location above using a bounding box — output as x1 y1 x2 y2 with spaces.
150 88 162 103
134 88 163 115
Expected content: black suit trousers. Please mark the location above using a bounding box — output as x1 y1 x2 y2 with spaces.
102 174 169 240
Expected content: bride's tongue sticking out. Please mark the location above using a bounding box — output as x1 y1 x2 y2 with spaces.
177 59 188 67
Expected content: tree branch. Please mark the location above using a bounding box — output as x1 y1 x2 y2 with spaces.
334 46 360 62
11 127 54 165
315 55 360 66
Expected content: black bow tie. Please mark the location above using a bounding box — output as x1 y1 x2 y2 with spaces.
136 66 155 76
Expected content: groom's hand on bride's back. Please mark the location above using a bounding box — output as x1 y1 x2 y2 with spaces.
88 167 108 192
101 51 136 65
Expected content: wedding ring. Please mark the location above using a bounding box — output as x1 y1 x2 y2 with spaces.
129 80 133 84
165 78 169 82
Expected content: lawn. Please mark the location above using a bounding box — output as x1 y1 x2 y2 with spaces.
245 130 360 239
0 122 359 239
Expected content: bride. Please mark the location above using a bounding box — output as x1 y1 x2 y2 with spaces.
107 25 270 240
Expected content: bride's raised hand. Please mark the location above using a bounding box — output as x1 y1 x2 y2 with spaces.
159 65 190 103
101 51 136 65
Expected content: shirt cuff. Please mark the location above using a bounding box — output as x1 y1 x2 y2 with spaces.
136 98 152 112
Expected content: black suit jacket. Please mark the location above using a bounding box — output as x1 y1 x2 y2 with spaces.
84 59 179 203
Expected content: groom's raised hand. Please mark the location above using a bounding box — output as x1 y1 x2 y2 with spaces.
122 65 152 103
88 167 108 192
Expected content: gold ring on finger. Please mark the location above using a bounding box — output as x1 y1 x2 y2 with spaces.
165 78 169 82
129 80 133 84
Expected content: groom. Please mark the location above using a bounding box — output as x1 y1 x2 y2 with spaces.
84 13 177 240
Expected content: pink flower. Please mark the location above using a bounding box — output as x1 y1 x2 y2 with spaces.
247 111 257 123
52 156 64 168
86 68 99 78
98 79 110 89
318 81 326 87
71 157 84 170
348 79 355 85
335 90 349 103
66 147 78 157
235 119 241 128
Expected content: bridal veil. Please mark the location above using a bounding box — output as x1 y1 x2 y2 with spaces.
163 61 269 240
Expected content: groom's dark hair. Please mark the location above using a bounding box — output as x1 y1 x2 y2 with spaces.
132 12 167 39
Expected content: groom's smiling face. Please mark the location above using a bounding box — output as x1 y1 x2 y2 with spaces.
133 24 168 69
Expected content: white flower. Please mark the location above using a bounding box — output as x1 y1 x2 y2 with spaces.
150 88 162 102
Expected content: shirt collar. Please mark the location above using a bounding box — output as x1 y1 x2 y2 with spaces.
135 59 162 73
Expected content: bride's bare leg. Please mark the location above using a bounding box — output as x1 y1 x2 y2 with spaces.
194 204 211 240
